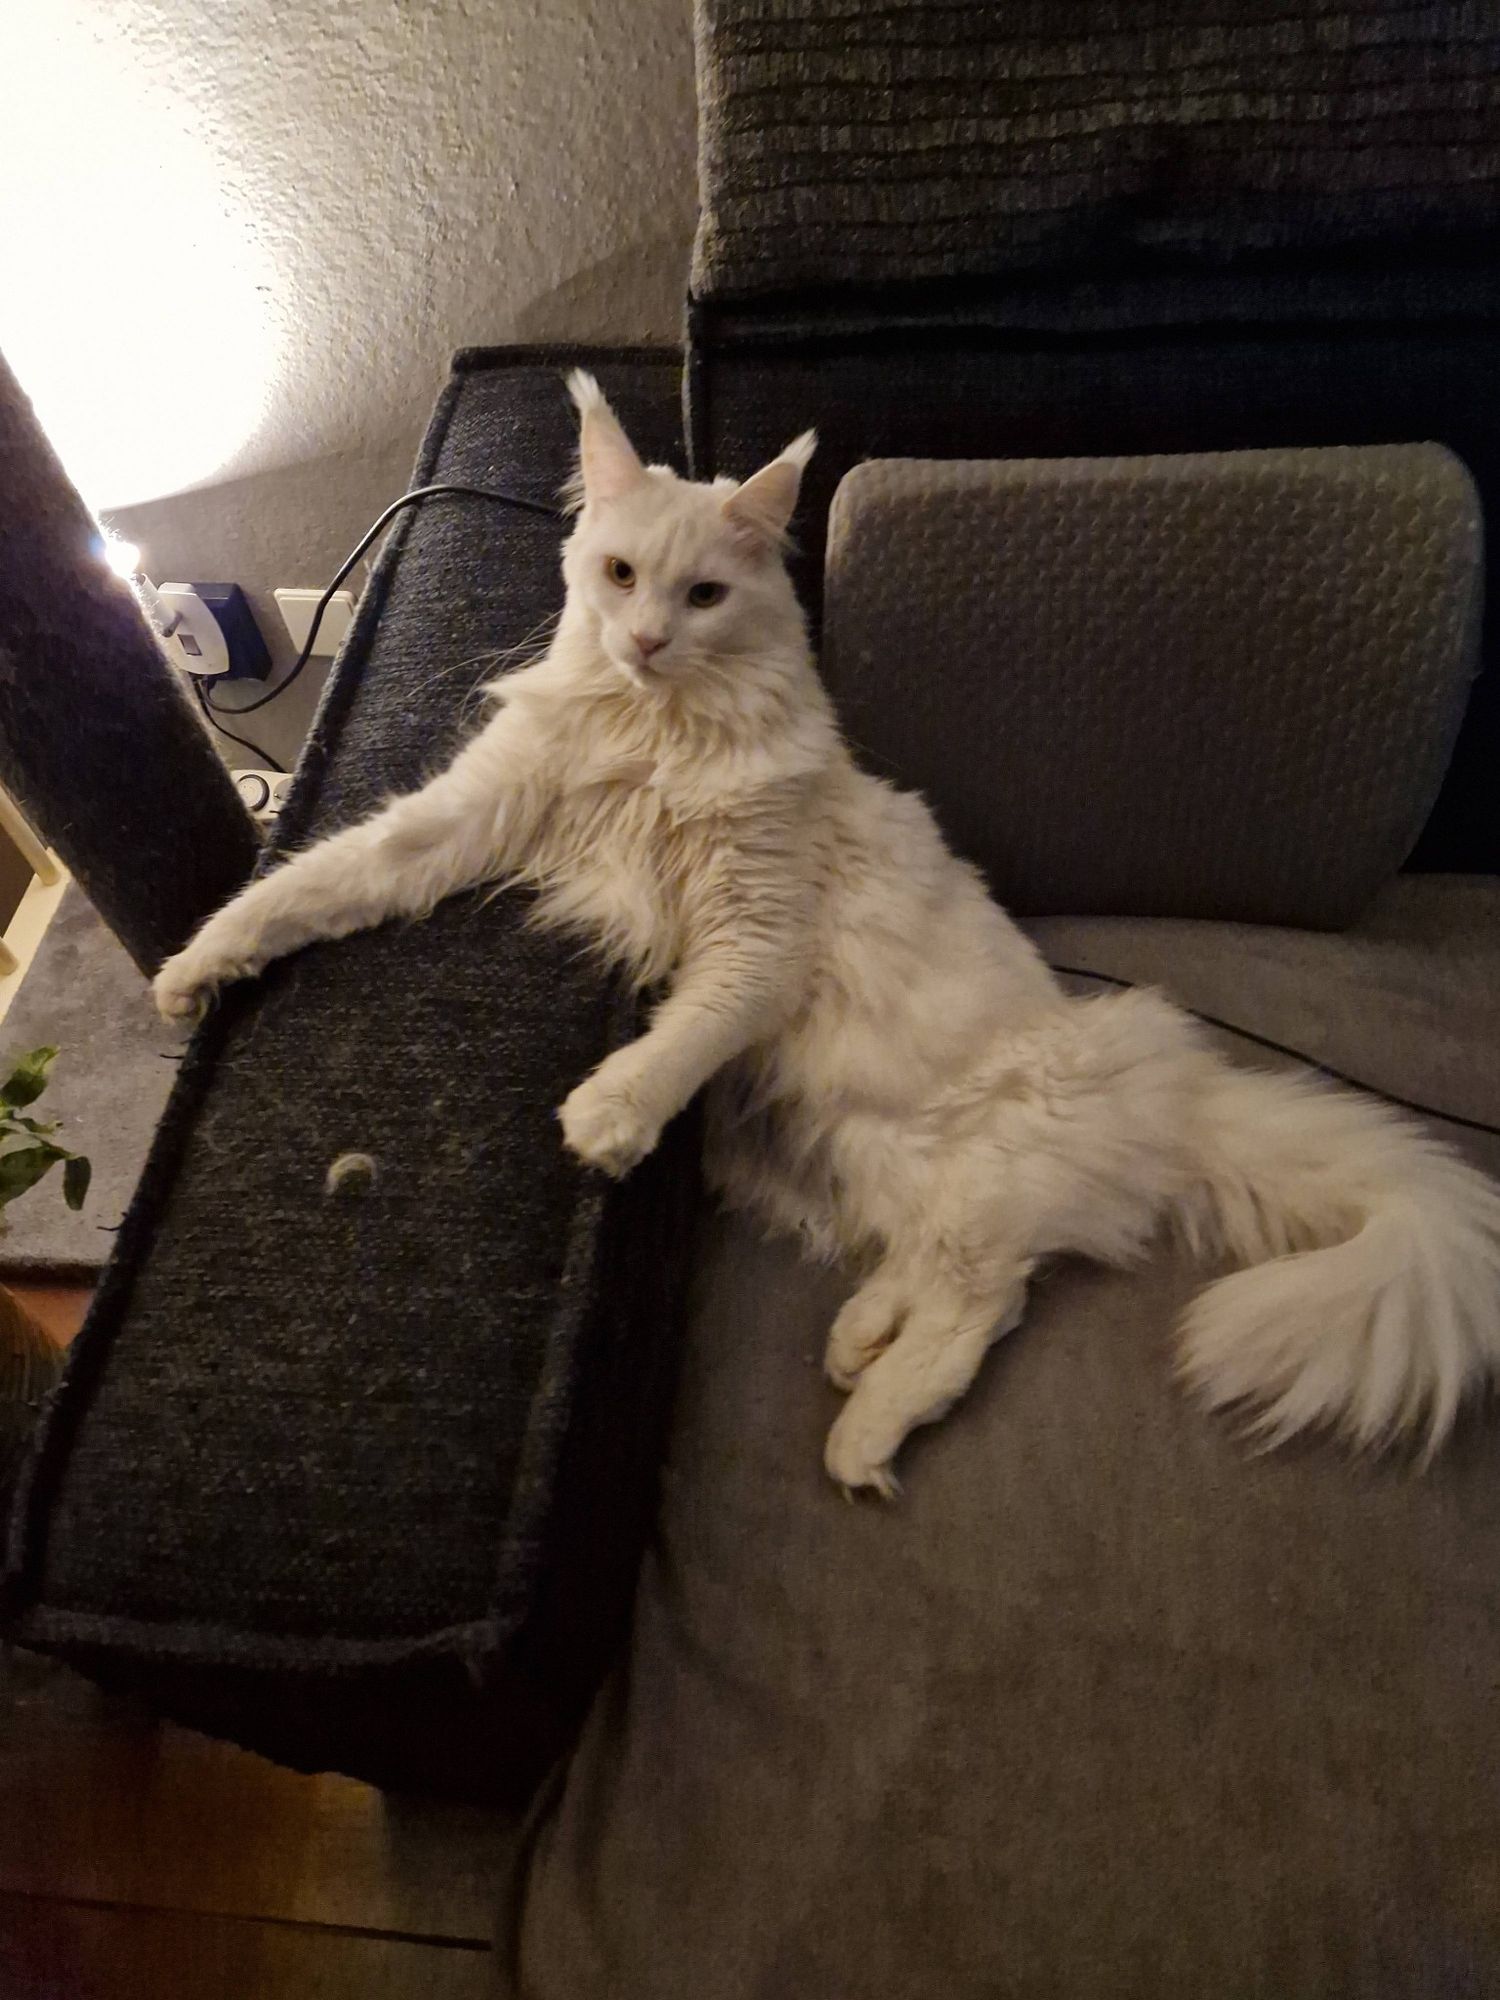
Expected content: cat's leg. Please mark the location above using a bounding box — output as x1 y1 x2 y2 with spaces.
824 1263 913 1391
560 851 807 1181
823 1261 1033 1497
559 943 796 1176
154 723 539 1022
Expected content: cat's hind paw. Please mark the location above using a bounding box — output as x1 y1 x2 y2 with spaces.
823 1406 903 1501
824 1280 908 1392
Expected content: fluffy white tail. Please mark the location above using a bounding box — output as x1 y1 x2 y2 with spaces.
1175 1061 1500 1453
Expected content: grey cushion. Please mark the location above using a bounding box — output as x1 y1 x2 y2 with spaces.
821 446 1482 928
687 318 1500 878
3 350 698 1802
505 877 1500 1999
1033 872 1500 1177
692 0 1500 300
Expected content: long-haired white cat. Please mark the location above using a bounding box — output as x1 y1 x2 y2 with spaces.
155 374 1500 1494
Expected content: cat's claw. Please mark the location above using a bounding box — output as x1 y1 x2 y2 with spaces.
153 954 230 1025
152 927 268 1023
153 905 272 1025
558 1075 661 1178
823 1408 902 1500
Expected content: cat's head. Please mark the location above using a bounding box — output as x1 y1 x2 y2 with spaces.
561 370 814 689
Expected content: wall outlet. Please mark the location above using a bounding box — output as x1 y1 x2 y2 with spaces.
233 769 294 822
274 587 355 658
157 582 270 680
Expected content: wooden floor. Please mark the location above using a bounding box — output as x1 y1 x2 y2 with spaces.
0 1285 511 1996
4 1280 93 1348
0 1650 510 1997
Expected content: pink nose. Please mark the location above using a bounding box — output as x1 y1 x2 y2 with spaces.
634 632 667 659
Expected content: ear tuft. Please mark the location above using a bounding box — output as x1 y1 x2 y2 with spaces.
563 370 645 511
782 428 818 472
722 430 817 549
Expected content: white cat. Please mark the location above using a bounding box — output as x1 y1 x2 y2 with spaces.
156 373 1500 1494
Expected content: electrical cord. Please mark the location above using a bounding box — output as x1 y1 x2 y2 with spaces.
1049 963 1500 1138
192 674 285 773
203 481 562 723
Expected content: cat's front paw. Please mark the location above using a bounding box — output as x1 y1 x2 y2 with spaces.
558 1068 662 1178
152 938 254 1025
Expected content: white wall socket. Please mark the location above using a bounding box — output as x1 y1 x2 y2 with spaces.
274 587 355 658
233 769 293 822
156 584 232 677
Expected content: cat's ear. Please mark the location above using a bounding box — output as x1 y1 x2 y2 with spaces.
722 431 817 549
566 369 646 509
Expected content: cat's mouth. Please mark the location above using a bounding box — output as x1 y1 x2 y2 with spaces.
610 644 674 690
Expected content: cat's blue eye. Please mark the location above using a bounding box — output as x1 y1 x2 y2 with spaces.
687 580 728 609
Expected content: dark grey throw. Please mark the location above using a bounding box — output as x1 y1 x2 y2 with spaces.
694 0 1500 299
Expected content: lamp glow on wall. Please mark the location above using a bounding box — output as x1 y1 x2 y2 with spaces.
0 6 283 512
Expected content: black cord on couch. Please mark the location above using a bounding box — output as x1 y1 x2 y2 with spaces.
1049 963 1500 1138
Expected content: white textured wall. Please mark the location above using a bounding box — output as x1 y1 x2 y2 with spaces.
3 0 697 763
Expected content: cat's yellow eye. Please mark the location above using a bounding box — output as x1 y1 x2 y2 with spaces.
605 556 635 589
687 580 728 609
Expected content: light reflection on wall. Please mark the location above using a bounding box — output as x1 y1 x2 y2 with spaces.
0 5 281 510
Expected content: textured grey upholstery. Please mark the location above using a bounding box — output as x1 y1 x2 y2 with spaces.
3 351 699 1802
692 0 1500 300
821 446 1482 927
504 877 1500 2000
686 2 1500 876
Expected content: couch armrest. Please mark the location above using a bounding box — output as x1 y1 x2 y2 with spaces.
4 347 699 1803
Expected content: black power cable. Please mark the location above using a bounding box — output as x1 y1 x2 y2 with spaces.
1049 963 1500 1139
192 675 284 773
202 482 561 724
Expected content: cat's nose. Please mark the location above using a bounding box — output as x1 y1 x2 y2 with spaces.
633 632 668 659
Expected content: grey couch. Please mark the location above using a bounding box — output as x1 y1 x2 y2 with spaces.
5 3 1500 1992
499 444 1500 1997
7 343 1499 1999
509 908 1500 2000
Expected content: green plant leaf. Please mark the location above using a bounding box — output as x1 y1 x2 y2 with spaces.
0 1047 58 1110
9 1114 59 1138
63 1154 92 1211
0 1141 62 1207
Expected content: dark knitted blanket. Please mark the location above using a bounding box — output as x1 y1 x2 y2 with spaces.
693 0 1500 299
